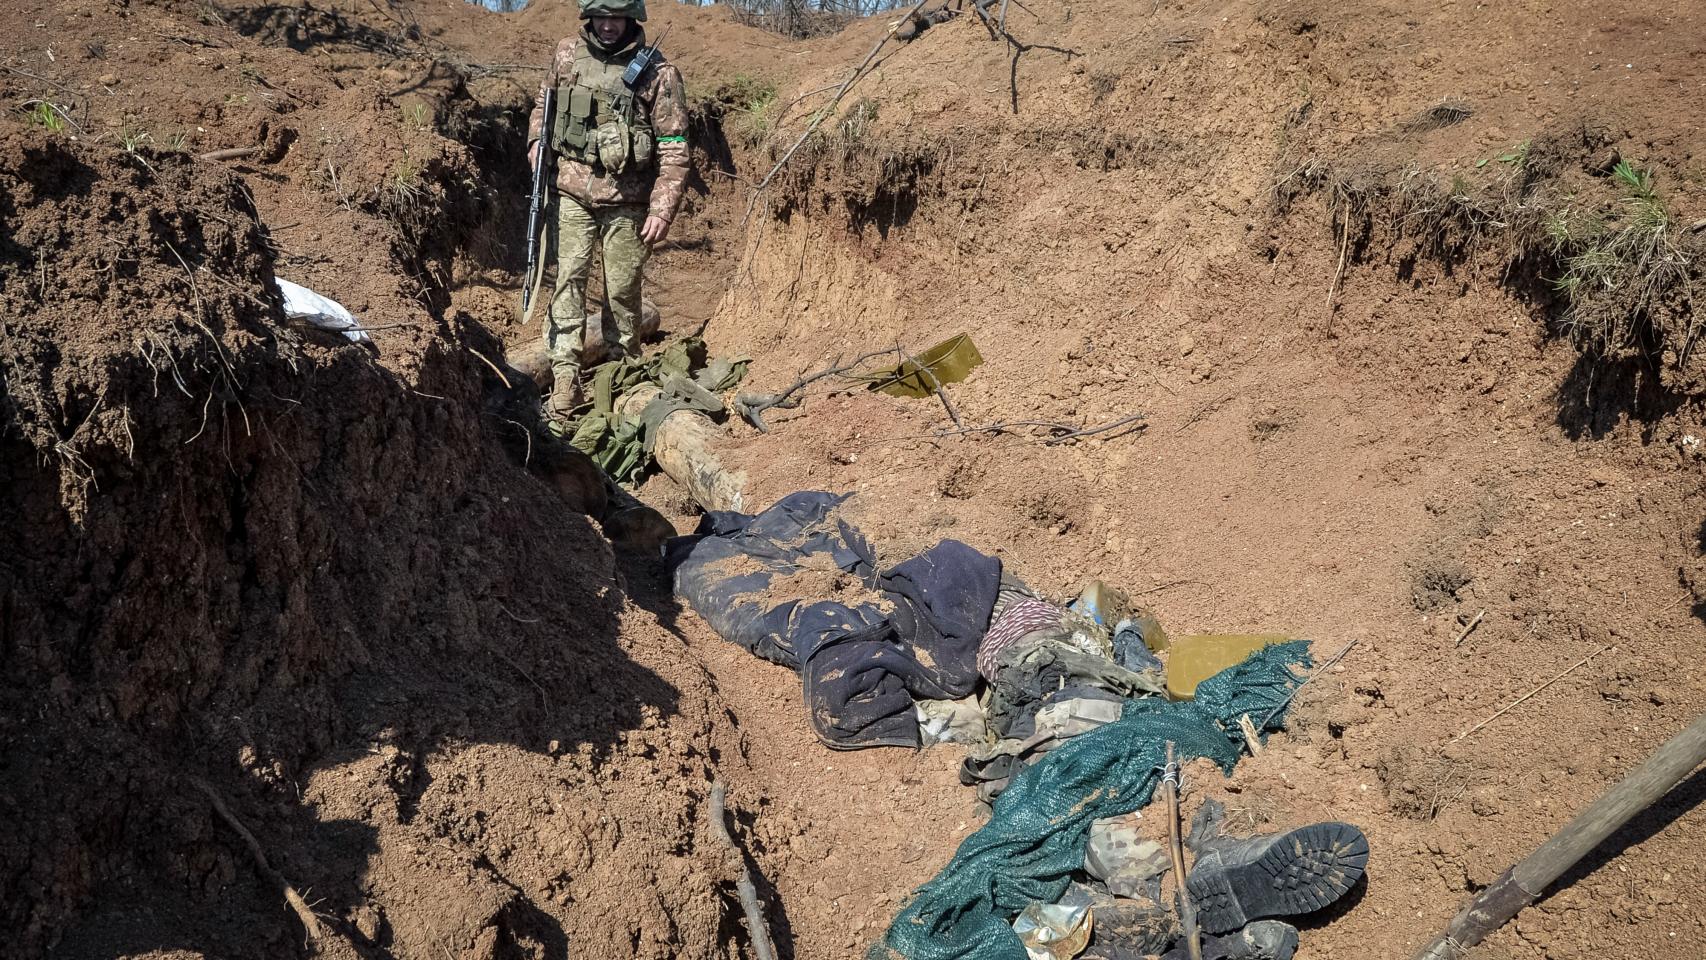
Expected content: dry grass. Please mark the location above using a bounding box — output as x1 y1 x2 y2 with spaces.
1547 161 1700 361
1281 132 1702 370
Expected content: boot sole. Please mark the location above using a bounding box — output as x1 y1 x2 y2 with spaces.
1186 822 1369 935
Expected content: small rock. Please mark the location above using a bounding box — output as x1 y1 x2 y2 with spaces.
351 904 385 943
1588 146 1622 175
547 739 562 755
97 73 119 87
1177 333 1196 357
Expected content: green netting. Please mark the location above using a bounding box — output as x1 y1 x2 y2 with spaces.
873 641 1313 960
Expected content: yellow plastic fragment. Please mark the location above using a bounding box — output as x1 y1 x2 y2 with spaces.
866 334 983 398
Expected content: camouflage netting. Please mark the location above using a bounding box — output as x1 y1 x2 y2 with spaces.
874 641 1314 960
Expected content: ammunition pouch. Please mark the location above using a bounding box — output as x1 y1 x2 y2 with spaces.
550 80 656 177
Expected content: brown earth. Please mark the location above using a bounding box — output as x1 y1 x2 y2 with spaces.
4 0 1706 958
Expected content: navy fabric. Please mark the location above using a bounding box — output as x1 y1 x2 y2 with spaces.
672 492 879 667
673 491 1002 748
878 539 1001 695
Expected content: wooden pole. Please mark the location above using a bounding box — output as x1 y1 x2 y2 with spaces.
1413 711 1706 960
1162 743 1203 960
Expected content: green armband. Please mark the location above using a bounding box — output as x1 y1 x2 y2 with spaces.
656 135 686 144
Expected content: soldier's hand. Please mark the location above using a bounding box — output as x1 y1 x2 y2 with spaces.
640 216 671 246
527 140 539 169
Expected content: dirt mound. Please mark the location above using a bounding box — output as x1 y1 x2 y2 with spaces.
0 119 745 959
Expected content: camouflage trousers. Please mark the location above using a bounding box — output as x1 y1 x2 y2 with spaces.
544 194 650 402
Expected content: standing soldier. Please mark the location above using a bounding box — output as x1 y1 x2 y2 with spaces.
526 0 689 422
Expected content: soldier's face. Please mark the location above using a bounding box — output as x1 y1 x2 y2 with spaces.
590 16 629 45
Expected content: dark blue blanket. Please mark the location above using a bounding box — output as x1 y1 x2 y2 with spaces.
672 492 1001 748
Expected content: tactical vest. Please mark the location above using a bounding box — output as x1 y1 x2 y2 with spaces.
551 46 655 177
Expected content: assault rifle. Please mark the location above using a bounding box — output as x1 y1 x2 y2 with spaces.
521 84 557 320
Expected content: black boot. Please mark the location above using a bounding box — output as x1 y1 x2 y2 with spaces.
1185 822 1368 934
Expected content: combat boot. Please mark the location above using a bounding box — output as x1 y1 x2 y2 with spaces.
545 362 584 430
1185 822 1368 934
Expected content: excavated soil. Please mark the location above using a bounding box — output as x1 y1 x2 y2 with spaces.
4 0 1706 958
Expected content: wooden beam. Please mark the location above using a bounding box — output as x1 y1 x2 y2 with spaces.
1413 710 1706 959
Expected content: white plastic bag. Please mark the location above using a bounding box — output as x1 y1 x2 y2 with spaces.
275 278 370 343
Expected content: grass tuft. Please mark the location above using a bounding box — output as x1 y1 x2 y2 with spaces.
1550 161 1698 360
26 101 68 133
723 74 779 148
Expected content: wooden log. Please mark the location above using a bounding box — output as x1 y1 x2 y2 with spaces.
615 384 746 514
1413 710 1706 960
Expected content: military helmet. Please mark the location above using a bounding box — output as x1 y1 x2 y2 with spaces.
579 0 646 21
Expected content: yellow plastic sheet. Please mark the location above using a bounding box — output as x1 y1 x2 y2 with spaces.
1166 634 1292 700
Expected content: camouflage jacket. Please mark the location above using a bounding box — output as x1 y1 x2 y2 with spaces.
527 30 690 223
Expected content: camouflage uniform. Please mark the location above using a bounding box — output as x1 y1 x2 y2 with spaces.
526 13 689 416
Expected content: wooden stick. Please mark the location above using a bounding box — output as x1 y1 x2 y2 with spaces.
770 81 842 125
1162 744 1203 960
1450 644 1613 744
895 341 964 429
1414 710 1706 960
1325 214 1351 334
709 781 778 960
466 346 513 389
198 145 264 162
1452 608 1486 648
190 778 329 946
1238 714 1264 755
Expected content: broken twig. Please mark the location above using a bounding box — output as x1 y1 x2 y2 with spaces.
191 778 329 947
198 145 263 162
735 346 901 432
466 346 513 389
896 341 964 429
1451 644 1614 744
709 781 777 960
866 412 1148 446
1325 207 1351 333
1452 609 1486 648
969 0 1077 113
744 0 928 225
